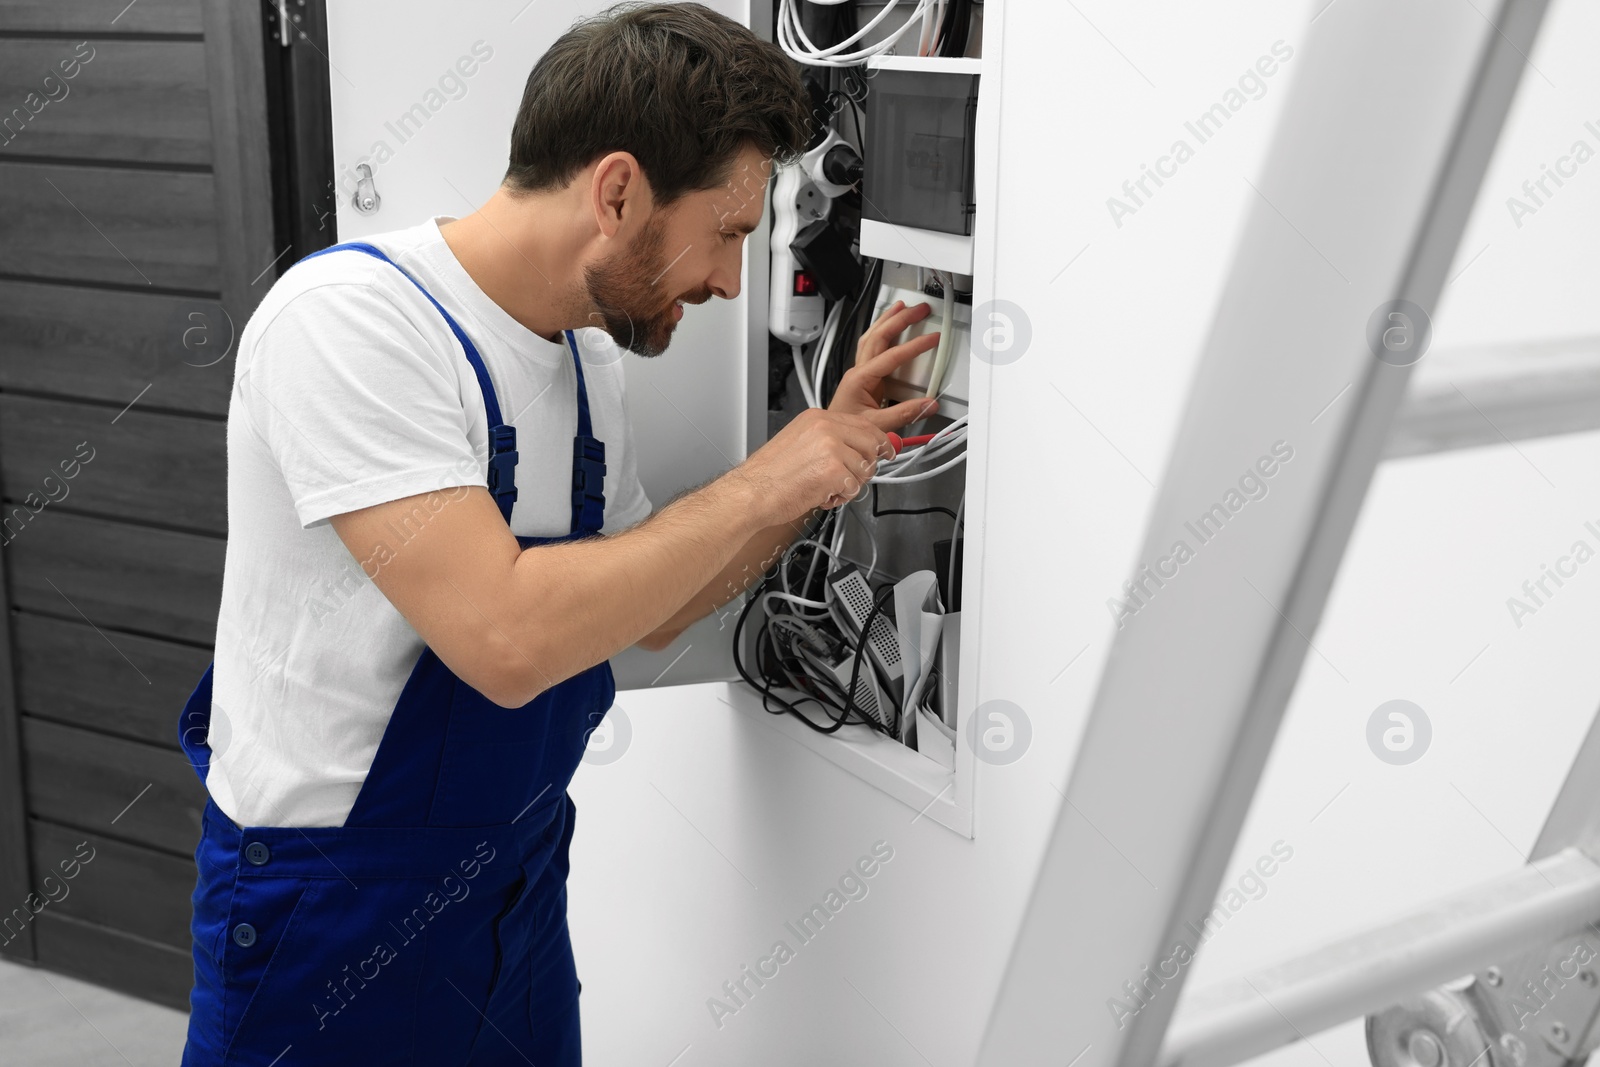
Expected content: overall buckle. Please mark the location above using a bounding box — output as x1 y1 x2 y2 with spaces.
571 435 607 531
487 424 519 507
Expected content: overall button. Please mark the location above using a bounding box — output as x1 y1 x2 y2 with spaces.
244 841 270 866
232 923 257 948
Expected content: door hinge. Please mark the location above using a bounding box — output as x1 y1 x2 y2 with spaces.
270 0 306 48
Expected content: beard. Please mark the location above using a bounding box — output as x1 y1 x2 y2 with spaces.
583 209 706 358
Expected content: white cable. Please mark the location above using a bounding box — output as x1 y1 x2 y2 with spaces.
873 449 968 484
812 300 844 403
924 271 957 399
879 425 967 472
915 425 969 455
796 643 850 699
812 309 828 391
877 416 968 474
780 0 922 64
888 435 965 472
778 0 937 68
915 413 970 441
772 618 852 699
777 559 832 601
788 534 839 604
878 442 957 477
791 342 819 409
845 495 881 580
787 537 840 569
770 615 825 644
764 590 831 618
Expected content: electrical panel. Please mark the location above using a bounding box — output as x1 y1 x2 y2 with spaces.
862 68 980 236
744 3 985 834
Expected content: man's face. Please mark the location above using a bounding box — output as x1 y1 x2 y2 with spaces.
584 142 769 357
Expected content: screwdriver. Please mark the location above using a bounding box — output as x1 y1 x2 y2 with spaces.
884 431 937 457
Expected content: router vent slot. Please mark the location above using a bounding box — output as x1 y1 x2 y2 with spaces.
851 672 888 727
869 616 900 667
836 571 901 665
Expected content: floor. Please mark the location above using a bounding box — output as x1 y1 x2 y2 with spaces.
0 959 188 1066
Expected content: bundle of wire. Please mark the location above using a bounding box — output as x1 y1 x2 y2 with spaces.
878 413 968 484
778 0 978 67
732 505 892 736
732 413 967 735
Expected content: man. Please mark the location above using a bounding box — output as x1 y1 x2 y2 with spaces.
176 3 941 1064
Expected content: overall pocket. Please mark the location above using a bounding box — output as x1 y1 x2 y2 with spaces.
413 869 533 1065
224 876 426 1066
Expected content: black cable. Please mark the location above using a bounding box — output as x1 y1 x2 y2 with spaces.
870 484 958 523
938 0 974 57
935 0 960 56
732 558 901 737
731 515 892 736
734 572 850 733
819 256 882 406
840 71 868 116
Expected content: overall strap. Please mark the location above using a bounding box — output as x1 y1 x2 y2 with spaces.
300 241 520 524
562 329 607 536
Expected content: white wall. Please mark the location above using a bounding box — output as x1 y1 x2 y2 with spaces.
329 1 1600 1063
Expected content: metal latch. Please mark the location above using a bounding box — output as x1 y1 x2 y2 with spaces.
351 164 381 216
1368 935 1600 1067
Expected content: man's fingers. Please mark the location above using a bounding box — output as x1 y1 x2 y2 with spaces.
867 299 906 333
822 413 891 465
860 397 939 432
856 330 942 380
861 300 934 357
868 298 930 334
871 300 934 342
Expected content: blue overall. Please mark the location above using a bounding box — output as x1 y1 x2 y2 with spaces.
178 242 612 1065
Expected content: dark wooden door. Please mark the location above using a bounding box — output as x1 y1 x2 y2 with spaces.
0 0 300 1009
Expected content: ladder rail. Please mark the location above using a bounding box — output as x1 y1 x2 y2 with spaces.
975 1 1551 1063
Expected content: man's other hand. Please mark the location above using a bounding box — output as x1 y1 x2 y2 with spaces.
827 299 942 431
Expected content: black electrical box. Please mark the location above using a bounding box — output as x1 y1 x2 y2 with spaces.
791 218 863 302
862 68 979 237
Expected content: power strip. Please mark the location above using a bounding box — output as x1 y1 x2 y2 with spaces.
768 161 830 345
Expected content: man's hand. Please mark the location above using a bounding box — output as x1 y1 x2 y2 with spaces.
828 299 943 431
736 407 893 525
629 301 953 654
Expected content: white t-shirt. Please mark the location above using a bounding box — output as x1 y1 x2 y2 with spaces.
207 216 653 828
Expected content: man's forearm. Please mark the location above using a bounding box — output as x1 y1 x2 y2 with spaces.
499 473 776 701
638 509 822 649
337 407 893 708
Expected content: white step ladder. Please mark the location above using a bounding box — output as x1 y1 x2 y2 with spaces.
973 1 1587 1064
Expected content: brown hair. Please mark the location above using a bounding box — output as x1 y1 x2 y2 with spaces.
505 2 812 208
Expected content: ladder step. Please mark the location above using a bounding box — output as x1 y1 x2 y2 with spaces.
1160 847 1600 1067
